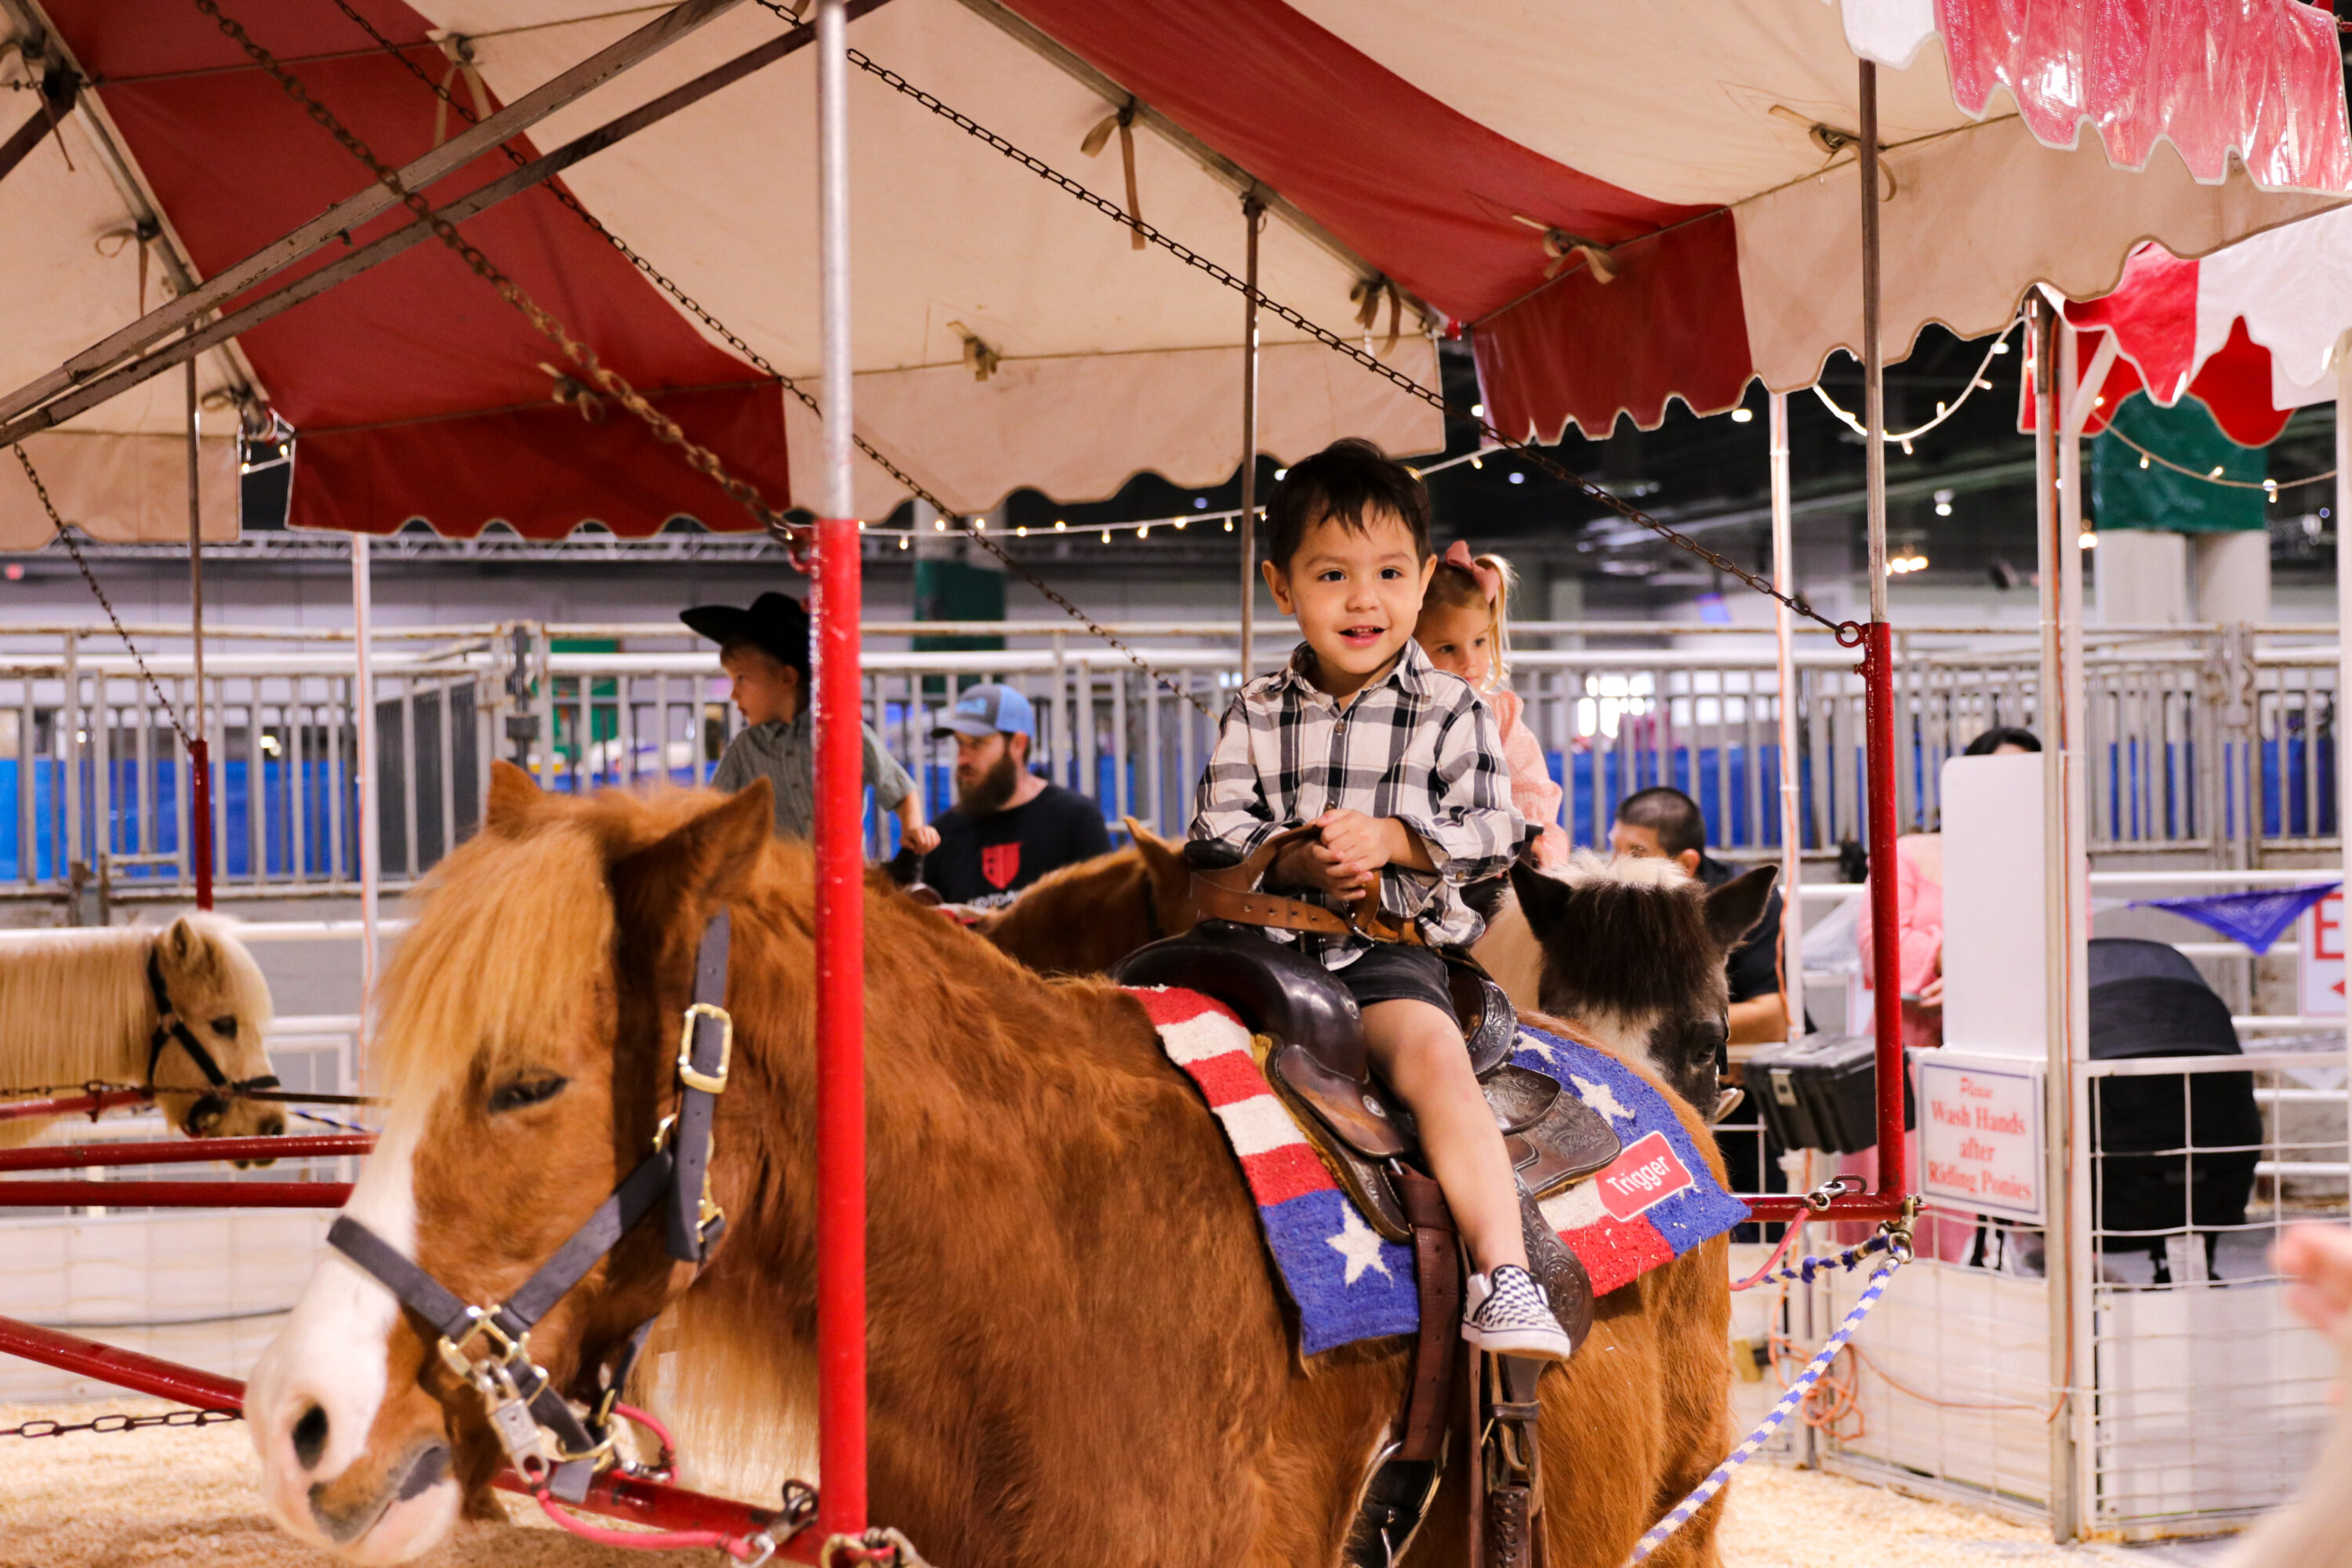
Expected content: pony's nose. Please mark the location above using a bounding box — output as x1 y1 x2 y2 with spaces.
260 1112 287 1138
292 1403 329 1472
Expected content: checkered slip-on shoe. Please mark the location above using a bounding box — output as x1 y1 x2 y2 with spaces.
1462 1264 1575 1361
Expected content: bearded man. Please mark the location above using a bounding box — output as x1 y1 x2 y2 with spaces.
911 683 1110 908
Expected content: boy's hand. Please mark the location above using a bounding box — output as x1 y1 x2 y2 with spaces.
902 822 941 855
1274 836 1376 899
2277 1225 2352 1340
1305 809 1400 899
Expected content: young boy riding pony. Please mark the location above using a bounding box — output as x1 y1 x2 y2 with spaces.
1190 439 1571 1360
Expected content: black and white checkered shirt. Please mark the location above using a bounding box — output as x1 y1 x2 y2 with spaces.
1191 639 1522 958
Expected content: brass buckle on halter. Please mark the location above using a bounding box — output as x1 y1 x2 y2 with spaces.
437 1305 528 1384
676 1004 733 1095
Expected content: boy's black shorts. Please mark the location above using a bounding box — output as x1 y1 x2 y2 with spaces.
1331 941 1456 1017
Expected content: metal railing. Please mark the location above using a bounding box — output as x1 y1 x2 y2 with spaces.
0 619 2336 906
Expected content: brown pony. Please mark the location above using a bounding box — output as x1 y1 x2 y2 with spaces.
246 771 1730 1568
974 817 1195 974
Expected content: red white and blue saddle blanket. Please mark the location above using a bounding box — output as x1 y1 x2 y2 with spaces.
1132 986 1750 1356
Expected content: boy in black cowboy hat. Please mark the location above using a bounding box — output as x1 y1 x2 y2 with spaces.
681 591 938 852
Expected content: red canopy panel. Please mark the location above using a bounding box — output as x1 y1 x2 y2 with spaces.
46 0 788 538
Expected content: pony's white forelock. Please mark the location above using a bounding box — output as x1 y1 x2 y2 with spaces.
1548 848 1692 892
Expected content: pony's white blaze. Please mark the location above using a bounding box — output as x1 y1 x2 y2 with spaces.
248 1105 438 1552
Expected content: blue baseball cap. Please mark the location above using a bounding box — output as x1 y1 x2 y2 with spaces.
931 683 1034 741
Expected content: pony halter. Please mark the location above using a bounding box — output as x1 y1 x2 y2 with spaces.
327 909 735 1505
147 946 280 1124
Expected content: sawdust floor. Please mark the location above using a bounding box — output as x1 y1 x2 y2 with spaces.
0 1400 2234 1567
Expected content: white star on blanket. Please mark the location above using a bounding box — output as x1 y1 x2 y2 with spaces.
1571 1073 1635 1124
1325 1205 1394 1287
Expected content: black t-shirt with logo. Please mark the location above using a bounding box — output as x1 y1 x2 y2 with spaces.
912 782 1112 908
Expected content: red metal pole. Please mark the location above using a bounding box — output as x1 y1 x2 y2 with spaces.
811 0 866 1540
190 738 213 910
0 1180 352 1207
0 1133 370 1171
1862 623 1907 1200
0 1087 152 1123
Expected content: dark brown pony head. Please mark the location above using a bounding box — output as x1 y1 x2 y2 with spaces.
245 763 782 1559
976 816 1194 974
1505 851 1776 1114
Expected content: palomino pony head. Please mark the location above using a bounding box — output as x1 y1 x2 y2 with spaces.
975 815 1193 973
151 913 282 1141
1503 851 1776 1115
246 764 777 1563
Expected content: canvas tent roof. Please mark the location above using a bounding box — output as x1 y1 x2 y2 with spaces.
0 0 2343 543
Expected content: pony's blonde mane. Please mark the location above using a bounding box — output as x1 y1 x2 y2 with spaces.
0 915 268 1092
372 786 771 1103
1551 848 1691 893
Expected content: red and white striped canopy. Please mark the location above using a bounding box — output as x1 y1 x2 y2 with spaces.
2 0 2345 543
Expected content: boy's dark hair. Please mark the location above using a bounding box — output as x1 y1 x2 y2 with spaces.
1616 786 1708 860
1963 725 2040 756
1262 438 1432 569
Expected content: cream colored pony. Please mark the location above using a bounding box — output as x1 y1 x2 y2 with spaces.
0 915 283 1149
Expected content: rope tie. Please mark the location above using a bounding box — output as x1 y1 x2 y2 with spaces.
1080 98 1145 251
1349 274 1403 355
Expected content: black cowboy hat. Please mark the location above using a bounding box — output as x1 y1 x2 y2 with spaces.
680 591 811 676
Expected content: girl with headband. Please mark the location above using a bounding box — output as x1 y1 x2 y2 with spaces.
1415 542 1570 868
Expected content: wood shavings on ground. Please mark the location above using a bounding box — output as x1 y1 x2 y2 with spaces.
0 1399 2238 1567
0 1400 708 1568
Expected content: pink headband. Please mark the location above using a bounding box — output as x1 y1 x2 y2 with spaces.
1441 540 1501 604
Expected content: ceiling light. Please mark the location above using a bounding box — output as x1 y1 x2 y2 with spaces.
2078 532 2096 550
1991 341 2011 354
1508 472 1525 485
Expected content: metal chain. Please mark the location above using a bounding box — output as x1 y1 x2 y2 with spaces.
191 0 803 557
1 1406 241 1439
826 34 1858 639
327 2 1212 714
11 445 192 744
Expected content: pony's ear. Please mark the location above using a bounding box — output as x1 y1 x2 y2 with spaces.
1123 816 1189 895
485 760 541 835
615 778 775 916
1704 864 1777 952
162 916 220 981
1508 859 1572 935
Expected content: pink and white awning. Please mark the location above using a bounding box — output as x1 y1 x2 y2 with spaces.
1 0 2345 541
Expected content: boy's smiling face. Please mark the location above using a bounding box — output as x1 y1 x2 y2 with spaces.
1263 507 1436 699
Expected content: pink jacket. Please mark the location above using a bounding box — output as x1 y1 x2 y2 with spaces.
1856 840 1944 1049
1490 687 1568 868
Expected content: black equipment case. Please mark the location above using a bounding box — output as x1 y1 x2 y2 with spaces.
1746 1033 1914 1156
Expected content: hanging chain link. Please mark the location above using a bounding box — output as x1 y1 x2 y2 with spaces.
819 31 1858 639
1 1406 241 1440
11 446 194 743
192 0 804 558
325 2 1213 715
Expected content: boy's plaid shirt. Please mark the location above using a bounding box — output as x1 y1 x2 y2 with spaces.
1190 639 1523 958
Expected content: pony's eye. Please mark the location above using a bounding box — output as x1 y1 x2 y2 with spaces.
211 1016 238 1041
487 1074 569 1115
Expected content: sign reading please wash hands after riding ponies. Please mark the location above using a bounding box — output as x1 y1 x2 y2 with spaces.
1916 1054 2043 1222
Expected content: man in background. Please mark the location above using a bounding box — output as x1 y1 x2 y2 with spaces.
1610 786 1790 1045
909 683 1110 907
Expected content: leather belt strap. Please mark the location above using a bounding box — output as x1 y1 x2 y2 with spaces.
1394 1168 1460 1464
1191 826 1427 948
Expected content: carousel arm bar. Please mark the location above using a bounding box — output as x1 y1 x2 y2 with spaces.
0 58 74 187
0 8 864 450
0 0 746 429
0 1318 807 1556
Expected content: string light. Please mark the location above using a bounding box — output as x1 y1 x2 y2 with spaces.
1014 525 1028 536
1054 519 1066 531
2079 532 2097 550
1730 407 1754 424
1138 524 1150 538
1225 518 1234 531
898 536 909 550
1102 529 1111 543
1933 488 1954 517
1885 552 1929 575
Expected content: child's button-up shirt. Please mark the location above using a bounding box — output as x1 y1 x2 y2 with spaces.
1190 639 1522 957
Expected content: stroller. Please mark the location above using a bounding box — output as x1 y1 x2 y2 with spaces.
2087 938 2263 1283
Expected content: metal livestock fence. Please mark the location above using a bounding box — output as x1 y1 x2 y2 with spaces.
0 619 2332 909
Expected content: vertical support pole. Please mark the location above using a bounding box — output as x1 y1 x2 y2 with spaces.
1770 390 1803 1041
352 536 379 1048
812 0 868 1541
1857 60 1907 1200
2336 336 2352 1181
1237 193 1264 691
184 355 212 909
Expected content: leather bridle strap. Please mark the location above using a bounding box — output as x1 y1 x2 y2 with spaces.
324 907 735 1504
146 947 281 1100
